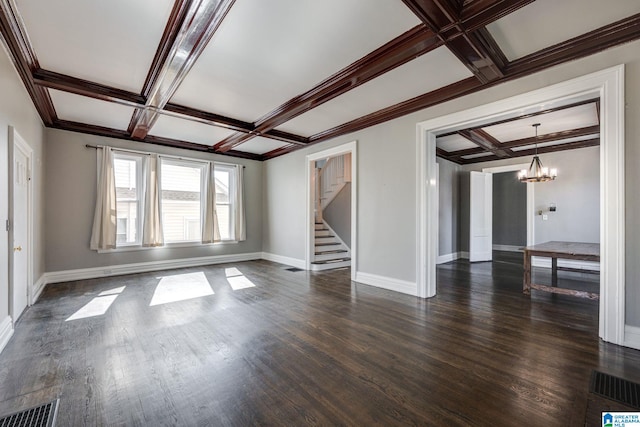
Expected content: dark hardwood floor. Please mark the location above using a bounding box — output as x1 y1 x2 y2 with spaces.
1 252 639 426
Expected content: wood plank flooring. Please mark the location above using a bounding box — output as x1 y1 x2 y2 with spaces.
1 252 639 426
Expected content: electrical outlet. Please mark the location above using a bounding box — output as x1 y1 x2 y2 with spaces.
542 214 548 221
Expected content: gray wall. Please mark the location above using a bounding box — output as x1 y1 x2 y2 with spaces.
0 45 46 323
437 158 460 256
44 129 263 272
492 172 526 247
262 39 640 326
323 183 351 247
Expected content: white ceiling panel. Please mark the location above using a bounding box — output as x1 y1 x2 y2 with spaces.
171 0 420 122
275 47 473 136
234 137 290 155
150 114 235 146
16 0 174 93
487 0 640 61
437 134 477 152
482 103 599 142
50 90 135 130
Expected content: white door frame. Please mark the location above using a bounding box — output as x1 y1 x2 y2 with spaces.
305 141 357 280
481 164 534 248
8 126 33 321
417 65 625 346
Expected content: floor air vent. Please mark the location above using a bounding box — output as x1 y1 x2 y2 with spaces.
285 267 303 272
590 370 640 409
0 399 58 427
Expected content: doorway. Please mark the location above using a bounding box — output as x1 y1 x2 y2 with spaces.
305 141 357 280
417 66 625 346
8 127 33 322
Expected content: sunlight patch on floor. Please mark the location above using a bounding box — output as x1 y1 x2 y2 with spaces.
66 286 126 321
225 267 256 290
150 272 214 306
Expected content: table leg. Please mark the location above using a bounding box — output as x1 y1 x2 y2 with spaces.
523 250 531 295
551 257 558 287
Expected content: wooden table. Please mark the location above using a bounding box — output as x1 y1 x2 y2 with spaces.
523 241 600 300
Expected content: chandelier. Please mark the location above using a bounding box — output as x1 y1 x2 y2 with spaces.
518 123 557 183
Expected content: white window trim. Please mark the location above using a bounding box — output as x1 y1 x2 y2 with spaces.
96 146 243 252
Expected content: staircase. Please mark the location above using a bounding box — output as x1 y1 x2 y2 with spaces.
311 221 351 270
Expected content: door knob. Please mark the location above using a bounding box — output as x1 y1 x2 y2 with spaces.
14 246 21 252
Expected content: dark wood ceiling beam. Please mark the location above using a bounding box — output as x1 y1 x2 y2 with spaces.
260 144 297 160
436 147 463 164
216 24 443 153
162 102 254 133
500 125 600 149
507 13 640 77
33 69 145 107
51 119 262 161
0 0 55 125
401 0 506 83
437 99 599 138
128 0 236 140
457 128 512 157
462 138 600 164
308 76 482 144
443 125 600 159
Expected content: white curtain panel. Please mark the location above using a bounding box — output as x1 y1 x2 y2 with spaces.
234 165 246 241
89 147 117 250
142 153 164 247
202 161 221 243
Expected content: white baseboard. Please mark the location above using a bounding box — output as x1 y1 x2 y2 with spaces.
354 271 417 296
32 274 46 304
0 316 13 355
532 257 600 271
624 325 640 350
44 252 263 285
260 252 306 269
437 252 463 264
492 244 523 252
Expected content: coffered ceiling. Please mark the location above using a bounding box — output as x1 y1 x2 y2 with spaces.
0 0 638 161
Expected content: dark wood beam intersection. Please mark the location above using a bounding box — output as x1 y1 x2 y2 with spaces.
401 0 513 83
128 0 236 140
457 128 512 157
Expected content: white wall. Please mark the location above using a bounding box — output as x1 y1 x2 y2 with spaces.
44 129 263 272
262 39 640 325
0 44 46 325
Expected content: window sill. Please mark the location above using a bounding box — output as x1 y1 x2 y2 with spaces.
97 240 239 254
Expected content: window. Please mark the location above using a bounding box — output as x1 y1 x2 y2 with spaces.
214 165 236 241
94 148 243 251
113 153 143 246
161 158 205 243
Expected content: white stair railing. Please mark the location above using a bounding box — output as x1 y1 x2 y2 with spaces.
318 153 351 211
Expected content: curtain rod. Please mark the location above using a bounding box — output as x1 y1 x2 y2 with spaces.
85 144 245 168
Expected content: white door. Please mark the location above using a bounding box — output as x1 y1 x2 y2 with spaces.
12 137 30 319
469 171 492 262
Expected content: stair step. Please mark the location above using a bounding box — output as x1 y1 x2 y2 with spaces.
315 231 334 238
314 249 347 255
315 236 338 244
312 257 351 265
315 242 340 247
